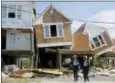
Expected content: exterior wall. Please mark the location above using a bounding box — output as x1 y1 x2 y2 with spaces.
72 33 91 51
2 2 33 28
102 31 114 47
35 23 72 44
94 31 114 54
6 30 31 50
43 6 70 23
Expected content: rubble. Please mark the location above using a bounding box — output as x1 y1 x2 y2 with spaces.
109 69 115 74
22 72 35 78
2 72 9 80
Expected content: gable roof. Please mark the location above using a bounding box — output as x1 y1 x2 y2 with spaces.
75 23 86 33
33 4 71 25
75 22 107 38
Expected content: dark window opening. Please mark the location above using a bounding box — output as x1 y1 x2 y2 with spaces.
93 37 98 42
8 12 15 18
91 44 95 49
50 25 57 37
98 35 105 44
33 8 36 15
95 42 101 47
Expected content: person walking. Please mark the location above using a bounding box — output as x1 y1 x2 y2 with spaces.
82 55 90 82
70 55 80 82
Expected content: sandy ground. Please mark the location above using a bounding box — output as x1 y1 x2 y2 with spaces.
2 75 115 83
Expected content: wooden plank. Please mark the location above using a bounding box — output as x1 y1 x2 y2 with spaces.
21 68 63 76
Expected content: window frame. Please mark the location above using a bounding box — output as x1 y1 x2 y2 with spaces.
91 34 107 50
43 23 64 39
17 5 22 19
8 4 16 18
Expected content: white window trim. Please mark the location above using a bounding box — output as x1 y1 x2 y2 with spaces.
43 23 64 39
91 34 107 50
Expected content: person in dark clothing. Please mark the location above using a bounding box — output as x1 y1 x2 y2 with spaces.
82 55 90 82
70 55 80 82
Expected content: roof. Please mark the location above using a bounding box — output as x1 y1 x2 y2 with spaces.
34 4 71 25
75 23 107 38
75 23 86 33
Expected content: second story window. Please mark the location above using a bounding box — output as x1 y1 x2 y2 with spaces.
92 35 105 49
44 23 64 38
93 37 101 47
2 4 7 18
8 5 16 18
17 5 22 19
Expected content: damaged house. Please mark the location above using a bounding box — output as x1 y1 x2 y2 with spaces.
34 5 72 68
1 1 36 70
74 23 115 68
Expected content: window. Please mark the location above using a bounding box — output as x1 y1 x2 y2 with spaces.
17 5 22 19
50 25 57 37
44 23 63 38
8 5 16 18
98 35 105 44
33 8 36 15
10 33 16 46
44 25 50 37
93 37 101 47
92 35 105 48
90 40 95 49
57 24 63 36
2 4 7 18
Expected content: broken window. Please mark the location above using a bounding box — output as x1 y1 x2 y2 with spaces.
50 25 57 37
2 4 7 18
17 5 22 19
8 5 16 18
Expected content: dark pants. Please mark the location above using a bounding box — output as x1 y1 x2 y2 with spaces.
83 67 89 82
72 66 79 81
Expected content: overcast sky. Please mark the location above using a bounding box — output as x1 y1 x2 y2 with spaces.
35 2 115 38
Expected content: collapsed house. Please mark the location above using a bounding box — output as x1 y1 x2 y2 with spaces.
75 23 115 68
1 1 37 71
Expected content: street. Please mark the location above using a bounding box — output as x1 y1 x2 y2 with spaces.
3 74 115 83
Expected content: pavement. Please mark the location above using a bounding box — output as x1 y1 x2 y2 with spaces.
36 74 115 83
2 75 115 83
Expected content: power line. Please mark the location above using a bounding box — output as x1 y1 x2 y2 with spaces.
2 6 115 24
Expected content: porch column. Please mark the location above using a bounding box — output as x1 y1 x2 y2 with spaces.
56 49 61 69
31 54 35 69
92 54 95 67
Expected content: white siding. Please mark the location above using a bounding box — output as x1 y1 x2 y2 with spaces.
2 2 33 28
6 30 31 50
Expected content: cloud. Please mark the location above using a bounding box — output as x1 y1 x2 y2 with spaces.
88 10 115 38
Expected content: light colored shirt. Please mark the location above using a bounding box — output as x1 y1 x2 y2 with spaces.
84 60 88 67
73 59 79 66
